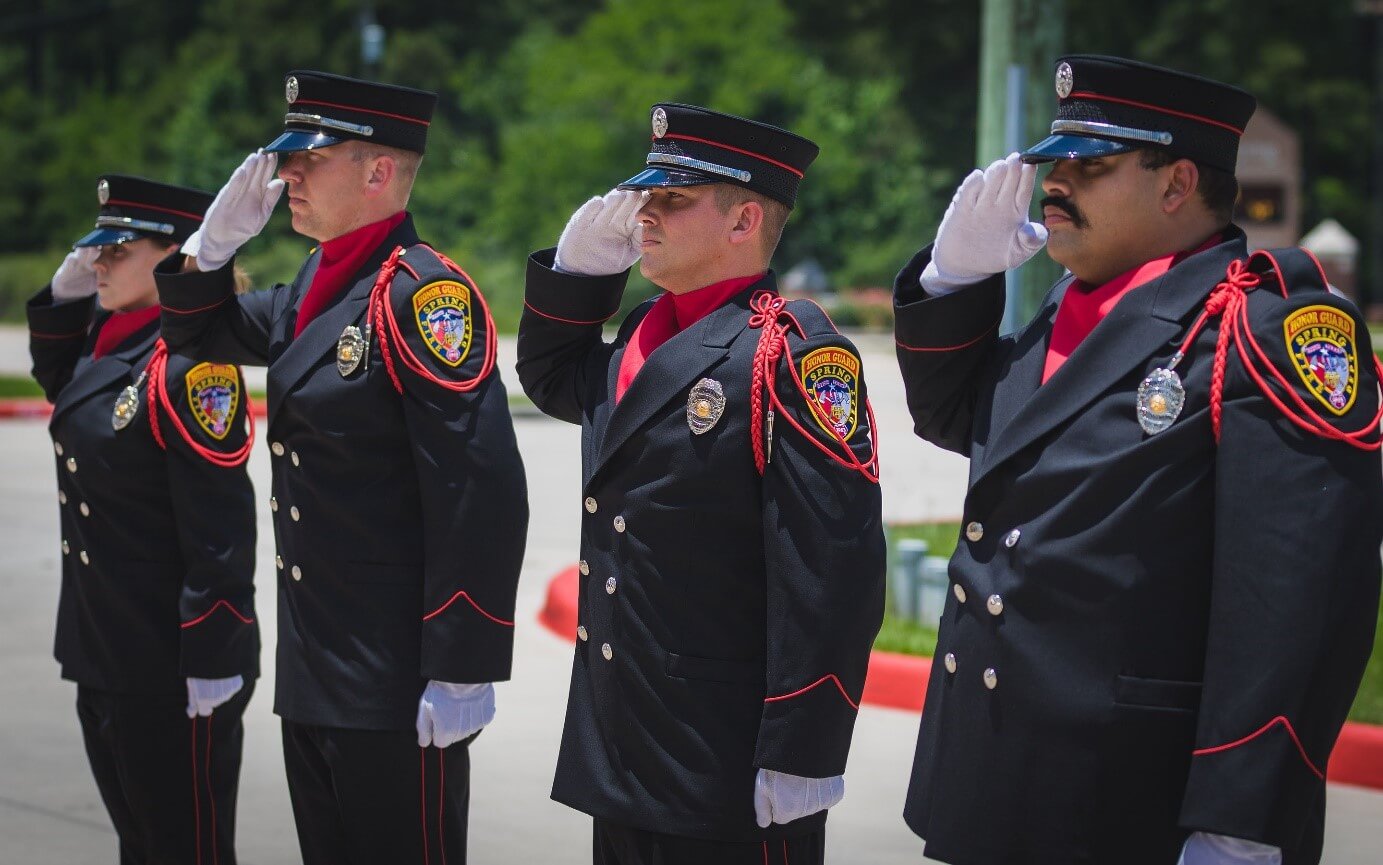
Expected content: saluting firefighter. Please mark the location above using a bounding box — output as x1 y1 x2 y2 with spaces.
893 56 1383 865
518 104 886 864
28 176 259 865
153 71 528 865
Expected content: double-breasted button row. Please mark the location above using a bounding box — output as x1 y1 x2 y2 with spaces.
577 626 588 642
940 652 999 690
584 497 598 513
53 441 63 456
579 560 590 575
966 522 1024 549
270 442 302 466
952 583 1005 617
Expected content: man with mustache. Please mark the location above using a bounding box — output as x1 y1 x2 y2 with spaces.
154 70 528 864
892 56 1381 864
518 103 885 863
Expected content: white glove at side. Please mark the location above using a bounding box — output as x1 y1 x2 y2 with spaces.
183 150 284 271
921 152 1047 296
753 768 844 828
51 247 99 302
185 674 245 718
553 188 648 276
1178 832 1281 865
416 681 495 749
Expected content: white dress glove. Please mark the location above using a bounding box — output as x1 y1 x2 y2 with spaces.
183 150 284 271
51 247 99 302
185 674 245 718
416 681 495 749
553 188 648 276
921 152 1047 296
1178 832 1281 865
753 768 844 828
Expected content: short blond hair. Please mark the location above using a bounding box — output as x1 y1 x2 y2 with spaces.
712 184 790 259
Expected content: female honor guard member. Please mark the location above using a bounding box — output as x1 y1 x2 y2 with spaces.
27 175 258 865
518 104 886 864
153 71 527 865
893 56 1382 865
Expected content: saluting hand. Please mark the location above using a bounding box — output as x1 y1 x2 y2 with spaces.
183 150 285 272
922 152 1047 295
50 246 99 302
554 188 649 276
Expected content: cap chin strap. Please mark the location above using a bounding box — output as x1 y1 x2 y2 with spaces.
1050 119 1173 147
283 112 375 137
96 215 175 235
646 152 751 183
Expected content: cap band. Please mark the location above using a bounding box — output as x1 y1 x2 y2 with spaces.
1050 119 1173 147
284 112 375 138
293 98 431 126
646 152 751 183
95 215 175 235
1068 91 1245 136
662 133 805 178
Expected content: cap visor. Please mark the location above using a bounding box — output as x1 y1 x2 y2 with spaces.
263 130 345 153
1021 134 1137 164
75 228 140 247
617 167 721 190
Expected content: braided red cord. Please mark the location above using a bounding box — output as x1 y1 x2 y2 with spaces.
368 245 498 395
1175 258 1382 449
747 291 880 482
145 339 256 467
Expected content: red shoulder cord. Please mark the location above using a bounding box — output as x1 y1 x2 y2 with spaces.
366 244 497 394
1172 258 1383 449
145 339 257 467
747 291 880 482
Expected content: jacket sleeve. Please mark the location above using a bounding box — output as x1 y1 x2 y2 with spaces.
754 330 886 778
154 253 278 365
1178 293 1383 849
892 244 1007 456
388 266 530 684
26 287 94 402
515 248 627 424
161 358 260 680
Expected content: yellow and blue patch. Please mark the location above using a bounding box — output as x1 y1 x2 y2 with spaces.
800 346 860 440
1283 304 1358 416
185 362 240 441
413 280 473 367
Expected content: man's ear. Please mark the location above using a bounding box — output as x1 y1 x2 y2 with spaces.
363 155 397 199
1161 158 1200 215
728 199 764 247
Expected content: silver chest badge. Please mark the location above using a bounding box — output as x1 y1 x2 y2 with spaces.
112 370 146 430
686 378 726 434
337 324 368 377
1136 361 1186 435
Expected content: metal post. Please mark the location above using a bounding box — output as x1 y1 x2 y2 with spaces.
1003 63 1027 335
977 0 1015 166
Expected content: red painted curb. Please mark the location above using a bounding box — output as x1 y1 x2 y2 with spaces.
0 398 269 420
537 565 1383 791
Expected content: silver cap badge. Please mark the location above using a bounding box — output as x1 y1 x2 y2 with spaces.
686 378 726 434
97 179 110 205
286 76 300 104
652 107 669 139
1055 62 1074 99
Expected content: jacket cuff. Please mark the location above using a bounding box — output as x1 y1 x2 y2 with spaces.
27 286 94 336
524 248 628 326
893 245 1006 352
155 252 236 316
754 678 859 778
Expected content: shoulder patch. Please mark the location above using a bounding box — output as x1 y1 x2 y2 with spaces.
184 362 240 440
413 280 473 367
800 345 860 440
1283 304 1359 416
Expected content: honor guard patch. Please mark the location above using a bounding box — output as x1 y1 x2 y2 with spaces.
413 280 473 367
800 346 860 440
1283 304 1359 416
185 363 240 440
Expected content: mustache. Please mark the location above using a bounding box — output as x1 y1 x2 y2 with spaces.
1040 196 1088 229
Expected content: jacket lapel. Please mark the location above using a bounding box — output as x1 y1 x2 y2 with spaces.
589 282 761 482
267 216 420 421
974 230 1248 484
50 319 159 426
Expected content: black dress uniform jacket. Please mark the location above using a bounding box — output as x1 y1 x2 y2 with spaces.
28 289 259 694
153 215 528 730
892 227 1382 865
517 249 886 842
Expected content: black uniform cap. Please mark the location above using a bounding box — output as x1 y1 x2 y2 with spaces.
75 175 213 248
1022 55 1256 174
618 103 819 209
264 70 438 155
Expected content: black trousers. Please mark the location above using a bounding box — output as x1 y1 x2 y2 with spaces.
76 683 252 865
592 817 826 865
282 720 471 865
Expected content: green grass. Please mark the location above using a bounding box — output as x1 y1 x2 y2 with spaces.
876 522 1383 725
0 375 42 398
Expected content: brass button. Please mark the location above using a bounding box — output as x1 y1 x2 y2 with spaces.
579 560 590 576
952 583 967 604
613 516 626 533
66 457 77 473
965 521 984 542
290 506 301 522
291 565 302 581
79 502 90 517
577 626 588 642
983 668 998 690
944 652 957 674
270 497 278 512
79 550 89 565
605 577 617 595
987 594 1004 616
271 442 285 457
584 497 597 514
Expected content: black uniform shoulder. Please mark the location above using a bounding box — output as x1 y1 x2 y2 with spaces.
387 242 493 383
158 352 251 455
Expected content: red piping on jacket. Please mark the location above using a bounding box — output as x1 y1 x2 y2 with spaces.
180 599 256 629
1193 715 1324 780
422 590 514 627
764 673 860 711
523 300 620 326
896 316 1003 353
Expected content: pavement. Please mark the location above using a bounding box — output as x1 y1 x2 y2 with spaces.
0 323 1380 863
